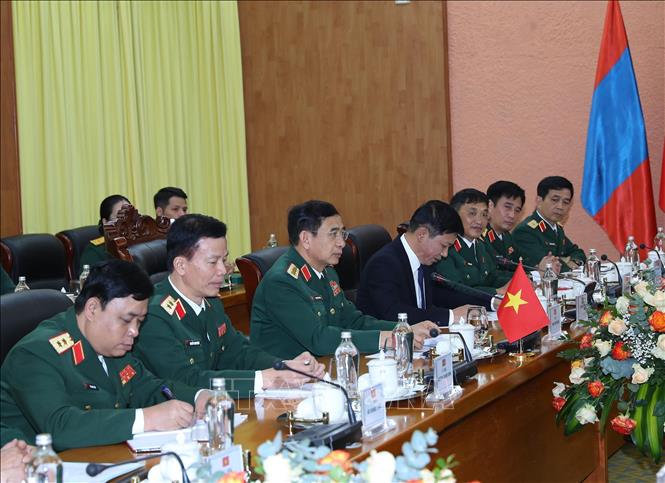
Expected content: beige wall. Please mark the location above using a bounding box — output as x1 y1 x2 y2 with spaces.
448 0 664 258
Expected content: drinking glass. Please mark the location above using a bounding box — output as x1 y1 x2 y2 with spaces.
467 306 489 350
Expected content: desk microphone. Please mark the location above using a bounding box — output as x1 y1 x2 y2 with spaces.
494 256 538 272
428 328 473 363
427 328 478 384
272 360 362 449
86 451 190 482
600 254 622 283
639 243 664 263
430 272 503 300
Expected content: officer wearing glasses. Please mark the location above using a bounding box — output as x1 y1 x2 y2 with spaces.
250 200 437 360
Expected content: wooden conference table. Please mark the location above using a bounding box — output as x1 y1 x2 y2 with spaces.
60 327 623 482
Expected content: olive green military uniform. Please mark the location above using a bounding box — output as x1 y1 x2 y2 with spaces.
434 236 512 295
135 279 277 399
0 421 27 446
250 247 396 360
79 236 111 273
481 225 524 275
0 308 198 451
513 211 586 273
1 267 14 294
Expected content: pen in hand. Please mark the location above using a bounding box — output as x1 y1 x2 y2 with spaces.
161 385 175 400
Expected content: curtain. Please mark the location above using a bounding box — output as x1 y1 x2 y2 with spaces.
12 0 251 255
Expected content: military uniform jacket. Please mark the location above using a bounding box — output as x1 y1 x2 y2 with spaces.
135 279 277 399
482 225 523 275
434 236 511 295
513 211 586 272
250 247 396 360
0 308 197 451
79 236 111 274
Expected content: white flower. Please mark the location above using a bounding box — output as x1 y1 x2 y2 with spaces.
608 317 627 336
634 281 649 298
575 403 599 425
651 334 665 360
615 296 630 315
552 382 566 398
594 339 611 357
264 454 298 483
437 468 456 483
643 290 665 312
569 366 587 385
631 363 655 384
583 357 595 368
365 450 396 483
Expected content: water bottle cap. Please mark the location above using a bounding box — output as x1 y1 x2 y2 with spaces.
546 263 552 268
35 433 52 446
659 227 663 232
628 235 634 241
340 331 352 339
397 313 408 321
18 276 26 282
589 248 596 254
83 264 90 269
210 377 225 390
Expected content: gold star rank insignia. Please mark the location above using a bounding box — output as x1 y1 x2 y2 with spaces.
160 295 177 315
527 220 538 229
287 263 300 279
504 289 528 314
49 332 74 354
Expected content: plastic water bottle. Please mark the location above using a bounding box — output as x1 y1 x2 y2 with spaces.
392 313 413 385
334 331 359 406
206 378 235 453
27 434 62 483
14 276 29 293
266 234 278 248
624 236 639 273
655 227 665 253
79 264 90 289
542 263 558 305
585 249 600 283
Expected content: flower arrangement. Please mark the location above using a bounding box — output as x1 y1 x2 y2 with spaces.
221 428 459 483
553 280 665 463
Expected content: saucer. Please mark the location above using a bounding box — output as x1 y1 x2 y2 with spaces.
384 384 427 402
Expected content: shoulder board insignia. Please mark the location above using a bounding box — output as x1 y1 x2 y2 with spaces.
49 332 74 354
482 227 488 237
160 295 177 315
217 322 227 338
538 220 547 233
72 340 85 365
454 239 462 252
527 220 538 229
487 229 496 243
174 299 186 320
90 236 105 246
329 280 341 296
119 364 136 385
286 263 300 279
301 264 312 282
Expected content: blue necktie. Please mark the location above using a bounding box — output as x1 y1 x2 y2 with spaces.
418 265 426 309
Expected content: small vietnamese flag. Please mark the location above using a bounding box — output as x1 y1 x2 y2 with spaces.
497 262 549 343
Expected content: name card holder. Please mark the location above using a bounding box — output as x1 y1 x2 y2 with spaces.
360 383 395 438
425 352 457 403
542 303 563 344
208 444 244 476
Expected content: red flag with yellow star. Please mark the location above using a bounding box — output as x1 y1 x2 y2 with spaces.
497 262 549 342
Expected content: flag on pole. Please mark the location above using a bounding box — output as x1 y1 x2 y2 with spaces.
581 0 656 252
497 262 549 343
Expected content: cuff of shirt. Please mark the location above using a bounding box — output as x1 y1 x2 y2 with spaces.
448 309 455 324
132 409 144 434
254 370 264 393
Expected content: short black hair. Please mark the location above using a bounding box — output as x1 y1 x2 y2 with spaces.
449 189 488 212
287 200 339 245
154 187 188 209
486 181 525 206
537 176 574 199
167 214 227 271
408 200 463 236
75 259 153 314
98 194 130 235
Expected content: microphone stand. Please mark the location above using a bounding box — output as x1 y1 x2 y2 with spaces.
494 256 539 272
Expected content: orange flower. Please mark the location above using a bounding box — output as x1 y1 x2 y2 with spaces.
610 415 636 435
318 449 352 472
552 396 566 412
587 380 604 398
216 471 246 483
579 333 593 349
648 311 665 332
599 310 613 327
611 341 631 360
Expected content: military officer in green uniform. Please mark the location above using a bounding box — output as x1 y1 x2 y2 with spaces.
483 180 560 274
79 194 130 272
435 189 512 295
250 200 438 360
1 267 14 294
0 260 209 451
513 176 586 272
134 214 324 399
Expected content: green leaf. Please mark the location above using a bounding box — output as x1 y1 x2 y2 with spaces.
653 399 665 418
627 383 640 393
617 401 629 412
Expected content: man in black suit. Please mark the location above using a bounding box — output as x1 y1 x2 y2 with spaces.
356 200 494 326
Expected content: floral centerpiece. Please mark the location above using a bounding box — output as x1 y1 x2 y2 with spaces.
552 280 665 463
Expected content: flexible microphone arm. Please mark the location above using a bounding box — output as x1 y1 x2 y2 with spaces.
430 272 503 300
494 256 539 272
639 243 664 264
273 360 357 425
600 254 622 283
86 451 190 483
429 328 473 362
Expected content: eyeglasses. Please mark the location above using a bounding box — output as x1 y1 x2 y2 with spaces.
315 228 349 241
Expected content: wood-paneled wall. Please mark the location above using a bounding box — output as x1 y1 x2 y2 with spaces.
0 1 22 237
238 0 452 249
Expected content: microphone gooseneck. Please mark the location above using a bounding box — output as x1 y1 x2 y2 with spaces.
600 254 622 283
86 451 190 483
430 272 503 300
494 256 538 272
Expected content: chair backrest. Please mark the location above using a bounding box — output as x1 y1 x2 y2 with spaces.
0 289 73 363
236 246 288 309
56 225 100 280
104 205 170 262
127 239 169 281
336 241 358 290
0 234 68 290
346 224 391 282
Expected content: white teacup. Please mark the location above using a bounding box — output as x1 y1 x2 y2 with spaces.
452 323 475 351
367 356 398 396
310 383 346 423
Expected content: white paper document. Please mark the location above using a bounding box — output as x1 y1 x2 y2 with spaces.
62 461 144 482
